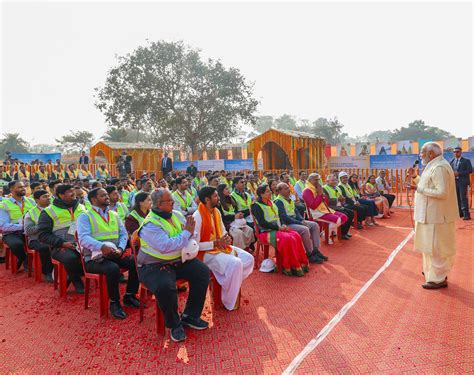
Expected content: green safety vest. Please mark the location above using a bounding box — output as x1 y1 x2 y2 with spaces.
193 177 205 189
27 197 36 207
28 206 43 224
221 203 235 216
295 180 305 191
323 185 340 200
44 203 87 232
231 191 252 211
255 201 280 225
337 183 355 199
139 211 184 261
173 190 192 210
289 176 297 186
274 195 296 216
129 210 145 226
1 198 34 223
120 190 130 206
111 202 128 221
83 209 120 242
188 187 198 199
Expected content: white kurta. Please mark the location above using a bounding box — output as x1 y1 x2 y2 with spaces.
413 155 458 283
193 209 254 310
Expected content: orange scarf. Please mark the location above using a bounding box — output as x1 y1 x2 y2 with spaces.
197 203 232 260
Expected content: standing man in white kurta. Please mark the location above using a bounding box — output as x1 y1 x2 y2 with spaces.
193 186 254 310
408 142 458 289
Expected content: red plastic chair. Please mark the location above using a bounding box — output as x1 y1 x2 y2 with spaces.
25 236 42 283
4 244 18 274
250 212 282 273
52 256 68 298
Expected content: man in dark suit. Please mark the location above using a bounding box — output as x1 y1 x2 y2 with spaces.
450 147 472 220
186 162 198 178
79 151 89 165
161 152 173 177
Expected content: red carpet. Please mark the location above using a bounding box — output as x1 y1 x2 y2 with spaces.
0 209 472 373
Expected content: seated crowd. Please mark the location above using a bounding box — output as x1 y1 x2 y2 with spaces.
0 163 396 342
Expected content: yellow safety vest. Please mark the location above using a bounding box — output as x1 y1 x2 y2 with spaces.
231 191 252 211
255 201 280 225
44 203 87 231
1 198 34 223
84 209 120 242
274 195 296 216
172 190 192 210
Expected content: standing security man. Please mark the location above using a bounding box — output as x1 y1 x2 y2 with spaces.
450 146 472 220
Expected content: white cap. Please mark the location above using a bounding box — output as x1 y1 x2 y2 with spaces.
338 171 348 179
259 258 276 273
181 239 199 262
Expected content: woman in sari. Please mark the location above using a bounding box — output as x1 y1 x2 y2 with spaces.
251 184 309 276
217 184 255 250
364 175 390 218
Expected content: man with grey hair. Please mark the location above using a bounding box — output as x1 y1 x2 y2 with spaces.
137 188 210 342
407 142 458 289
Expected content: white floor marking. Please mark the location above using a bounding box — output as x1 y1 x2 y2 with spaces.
283 230 415 374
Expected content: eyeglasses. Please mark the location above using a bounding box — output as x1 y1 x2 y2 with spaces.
159 199 174 203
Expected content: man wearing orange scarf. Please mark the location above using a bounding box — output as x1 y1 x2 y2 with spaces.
193 187 254 311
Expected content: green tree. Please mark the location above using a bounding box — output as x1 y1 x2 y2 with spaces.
0 133 29 158
253 116 274 133
366 130 393 143
56 130 94 153
95 40 259 156
312 117 347 144
102 127 128 142
274 114 298 130
390 120 453 141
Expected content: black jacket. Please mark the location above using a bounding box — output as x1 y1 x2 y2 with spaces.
450 157 472 186
161 157 173 175
37 198 81 248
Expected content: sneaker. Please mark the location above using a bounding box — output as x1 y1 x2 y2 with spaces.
123 294 140 308
181 314 209 330
110 301 127 319
170 324 186 342
328 238 334 245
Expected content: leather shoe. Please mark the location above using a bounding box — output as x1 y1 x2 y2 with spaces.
463 216 471 221
44 273 54 283
309 254 323 264
316 249 328 261
170 324 186 342
72 279 85 294
181 314 209 330
123 294 140 308
110 302 127 319
422 280 448 289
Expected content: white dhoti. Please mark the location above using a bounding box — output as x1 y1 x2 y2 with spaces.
414 221 456 283
203 246 254 310
229 225 255 250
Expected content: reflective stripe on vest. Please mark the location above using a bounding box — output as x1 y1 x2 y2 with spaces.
84 210 120 241
28 206 43 225
129 210 145 226
1 198 34 222
112 202 128 221
44 203 87 231
120 190 130 205
173 191 192 209
255 201 280 224
275 196 295 216
295 180 305 191
231 191 251 211
323 185 339 200
139 211 183 260
221 204 235 216
337 184 355 199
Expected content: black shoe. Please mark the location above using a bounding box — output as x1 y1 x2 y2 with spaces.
44 273 54 283
181 314 209 330
357 223 363 230
123 294 140 308
0 257 5 264
119 274 127 284
72 279 85 294
342 234 351 240
463 216 471 221
110 301 127 319
316 249 328 261
346 233 352 237
17 258 28 272
170 324 186 342
309 254 323 264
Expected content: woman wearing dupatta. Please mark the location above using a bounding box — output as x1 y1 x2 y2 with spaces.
251 184 309 276
364 175 390 218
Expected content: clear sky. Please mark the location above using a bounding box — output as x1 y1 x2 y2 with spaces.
1 1 472 145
